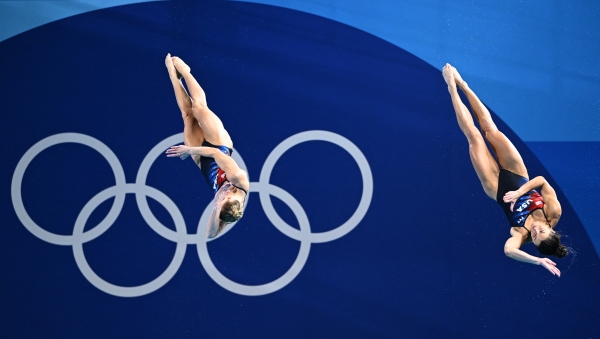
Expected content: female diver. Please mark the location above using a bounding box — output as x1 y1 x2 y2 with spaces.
442 63 567 276
165 54 249 238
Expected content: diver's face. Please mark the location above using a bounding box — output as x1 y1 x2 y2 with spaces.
531 222 554 246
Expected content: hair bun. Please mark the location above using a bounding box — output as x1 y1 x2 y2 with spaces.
555 245 568 258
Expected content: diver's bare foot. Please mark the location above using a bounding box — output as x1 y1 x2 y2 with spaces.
452 66 467 88
165 53 179 79
442 63 456 89
172 57 191 76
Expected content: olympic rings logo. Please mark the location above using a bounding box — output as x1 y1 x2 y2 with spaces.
11 131 373 297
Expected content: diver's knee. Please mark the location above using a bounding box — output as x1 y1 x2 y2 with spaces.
480 120 499 135
181 108 193 120
482 182 497 200
464 126 483 143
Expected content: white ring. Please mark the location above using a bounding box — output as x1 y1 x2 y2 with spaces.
196 182 311 296
72 184 187 297
12 131 372 297
11 133 127 245
258 131 373 243
135 133 187 243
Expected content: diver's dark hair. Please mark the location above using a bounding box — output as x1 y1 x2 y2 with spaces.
219 200 243 223
536 232 568 258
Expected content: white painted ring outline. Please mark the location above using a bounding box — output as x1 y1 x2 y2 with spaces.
11 131 373 296
258 131 373 243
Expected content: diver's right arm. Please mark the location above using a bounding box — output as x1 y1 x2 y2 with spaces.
206 219 226 239
504 228 561 277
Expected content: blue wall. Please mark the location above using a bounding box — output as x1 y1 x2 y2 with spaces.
1 1 599 337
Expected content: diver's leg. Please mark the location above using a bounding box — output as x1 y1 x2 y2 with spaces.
182 115 204 165
443 64 499 199
172 56 233 149
453 67 528 178
165 53 193 119
166 54 204 163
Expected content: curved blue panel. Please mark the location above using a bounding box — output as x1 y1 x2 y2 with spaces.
1 1 599 337
0 0 163 43
236 0 600 262
237 0 600 142
3 0 598 260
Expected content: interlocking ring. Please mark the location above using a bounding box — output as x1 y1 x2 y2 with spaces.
11 131 373 297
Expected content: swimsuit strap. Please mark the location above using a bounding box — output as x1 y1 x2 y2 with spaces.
541 207 551 227
233 184 248 195
225 179 248 197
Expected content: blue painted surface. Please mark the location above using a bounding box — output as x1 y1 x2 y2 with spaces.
2 1 599 252
236 0 600 142
527 142 600 241
233 0 600 259
0 0 163 42
3 0 600 141
1 1 599 337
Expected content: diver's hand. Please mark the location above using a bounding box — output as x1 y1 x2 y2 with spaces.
166 145 190 160
538 257 561 277
503 190 522 204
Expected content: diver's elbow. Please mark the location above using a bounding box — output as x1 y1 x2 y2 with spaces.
504 246 515 257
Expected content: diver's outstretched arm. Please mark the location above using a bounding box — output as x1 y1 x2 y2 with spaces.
504 229 561 276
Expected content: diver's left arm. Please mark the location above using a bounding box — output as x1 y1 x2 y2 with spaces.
503 176 562 219
166 145 249 191
507 176 561 224
209 151 249 191
539 179 562 226
503 176 545 203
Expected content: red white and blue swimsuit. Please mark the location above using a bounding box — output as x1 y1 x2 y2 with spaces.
510 191 545 227
199 140 248 197
199 140 248 234
199 140 232 195
496 169 547 230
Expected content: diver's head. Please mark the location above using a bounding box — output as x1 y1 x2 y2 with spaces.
219 199 243 223
532 222 567 258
